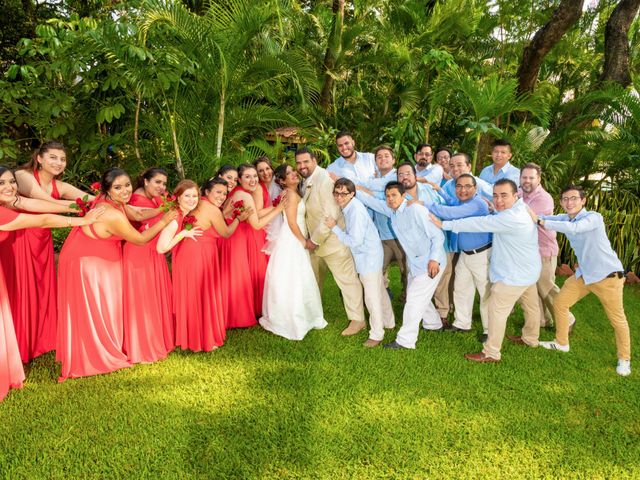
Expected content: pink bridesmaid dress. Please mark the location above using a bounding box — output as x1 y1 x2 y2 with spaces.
56 201 131 381
219 185 269 328
0 206 25 401
122 193 174 363
172 207 226 351
11 169 58 362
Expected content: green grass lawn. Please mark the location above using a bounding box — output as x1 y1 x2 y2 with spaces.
1 272 639 479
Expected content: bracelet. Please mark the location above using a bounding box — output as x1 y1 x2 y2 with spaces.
67 218 72 227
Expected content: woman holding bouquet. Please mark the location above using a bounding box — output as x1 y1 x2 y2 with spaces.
0 166 104 400
57 168 176 382
157 179 248 351
122 167 175 364
219 164 287 329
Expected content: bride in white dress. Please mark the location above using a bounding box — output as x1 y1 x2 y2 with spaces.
259 164 327 340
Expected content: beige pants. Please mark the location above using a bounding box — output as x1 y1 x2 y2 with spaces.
537 256 575 327
434 252 457 318
311 247 365 322
396 270 443 349
554 275 630 360
360 270 395 341
452 249 491 333
382 239 407 294
483 282 541 360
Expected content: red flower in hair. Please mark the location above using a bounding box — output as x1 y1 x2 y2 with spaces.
182 214 197 231
272 195 282 207
90 181 101 193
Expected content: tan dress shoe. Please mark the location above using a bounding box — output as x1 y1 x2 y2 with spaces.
363 338 381 348
341 320 366 336
464 352 500 363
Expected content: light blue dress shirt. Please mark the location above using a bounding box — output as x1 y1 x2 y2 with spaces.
356 194 446 278
326 152 376 183
331 197 384 276
439 176 494 204
405 183 443 207
429 195 491 252
442 199 540 286
416 164 444 185
542 208 623 284
359 169 397 241
479 162 521 186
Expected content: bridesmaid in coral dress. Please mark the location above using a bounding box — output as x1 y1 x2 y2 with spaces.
219 164 286 329
12 141 91 362
57 168 176 382
157 179 248 352
0 166 104 400
122 167 174 364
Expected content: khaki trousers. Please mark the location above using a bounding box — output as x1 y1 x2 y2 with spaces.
382 239 407 294
483 282 541 360
554 275 630 360
311 247 365 322
452 249 491 333
434 252 457 318
360 270 395 341
537 256 575 327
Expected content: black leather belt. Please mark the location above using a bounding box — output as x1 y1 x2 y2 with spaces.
463 243 492 255
606 271 625 279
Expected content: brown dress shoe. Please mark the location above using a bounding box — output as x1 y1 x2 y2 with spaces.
363 338 381 348
341 320 366 336
441 317 451 329
507 335 526 345
464 352 500 363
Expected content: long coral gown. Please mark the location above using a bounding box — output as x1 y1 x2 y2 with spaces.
172 207 226 351
0 207 25 401
219 185 269 328
122 194 174 363
56 202 131 381
11 169 58 362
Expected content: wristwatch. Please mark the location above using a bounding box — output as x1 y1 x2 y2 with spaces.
536 218 544 226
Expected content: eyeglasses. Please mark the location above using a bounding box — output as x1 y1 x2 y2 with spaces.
333 191 352 198
397 172 414 178
561 196 582 202
455 184 475 190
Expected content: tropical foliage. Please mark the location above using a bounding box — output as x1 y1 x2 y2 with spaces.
0 0 639 271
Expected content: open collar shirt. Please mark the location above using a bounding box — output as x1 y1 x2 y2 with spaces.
521 184 558 257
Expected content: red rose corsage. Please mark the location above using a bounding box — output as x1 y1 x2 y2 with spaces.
232 200 245 218
272 195 282 207
182 214 197 231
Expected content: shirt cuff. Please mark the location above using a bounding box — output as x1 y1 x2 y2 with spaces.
331 226 343 237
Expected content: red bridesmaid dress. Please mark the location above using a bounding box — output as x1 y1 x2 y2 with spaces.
11 169 58 362
219 185 269 328
56 201 131 381
0 207 25 401
122 194 174 363
172 207 225 351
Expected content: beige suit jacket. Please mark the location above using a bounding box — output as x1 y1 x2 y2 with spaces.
303 166 347 258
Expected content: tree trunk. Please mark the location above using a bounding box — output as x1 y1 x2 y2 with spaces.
600 0 640 86
134 93 142 167
516 0 584 95
215 89 225 158
319 0 345 112
170 114 185 179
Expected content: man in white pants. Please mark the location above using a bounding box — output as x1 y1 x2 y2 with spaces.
433 179 542 362
325 178 395 348
429 174 492 338
357 181 446 349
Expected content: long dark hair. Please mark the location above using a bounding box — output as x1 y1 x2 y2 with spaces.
274 163 301 197
20 140 67 174
0 166 19 207
100 167 130 196
200 177 228 197
136 167 168 191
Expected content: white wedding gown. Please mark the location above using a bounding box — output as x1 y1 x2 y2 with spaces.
259 199 327 340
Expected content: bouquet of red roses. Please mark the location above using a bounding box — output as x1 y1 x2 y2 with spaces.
232 200 246 218
182 214 197 231
70 195 93 217
156 193 177 212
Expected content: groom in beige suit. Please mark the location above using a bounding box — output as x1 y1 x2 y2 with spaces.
295 148 366 335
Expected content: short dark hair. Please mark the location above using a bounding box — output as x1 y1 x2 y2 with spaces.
335 130 353 142
397 162 416 175
374 145 394 158
494 178 517 194
237 163 257 178
451 152 471 165
521 162 541 177
295 147 317 160
492 139 512 151
456 173 477 187
385 181 405 195
415 143 432 154
560 184 585 199
435 147 452 157
334 178 356 195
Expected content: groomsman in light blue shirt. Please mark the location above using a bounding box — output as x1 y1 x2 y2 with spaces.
326 179 395 348
326 130 376 183
432 179 541 363
531 185 631 376
357 181 446 350
479 139 521 187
